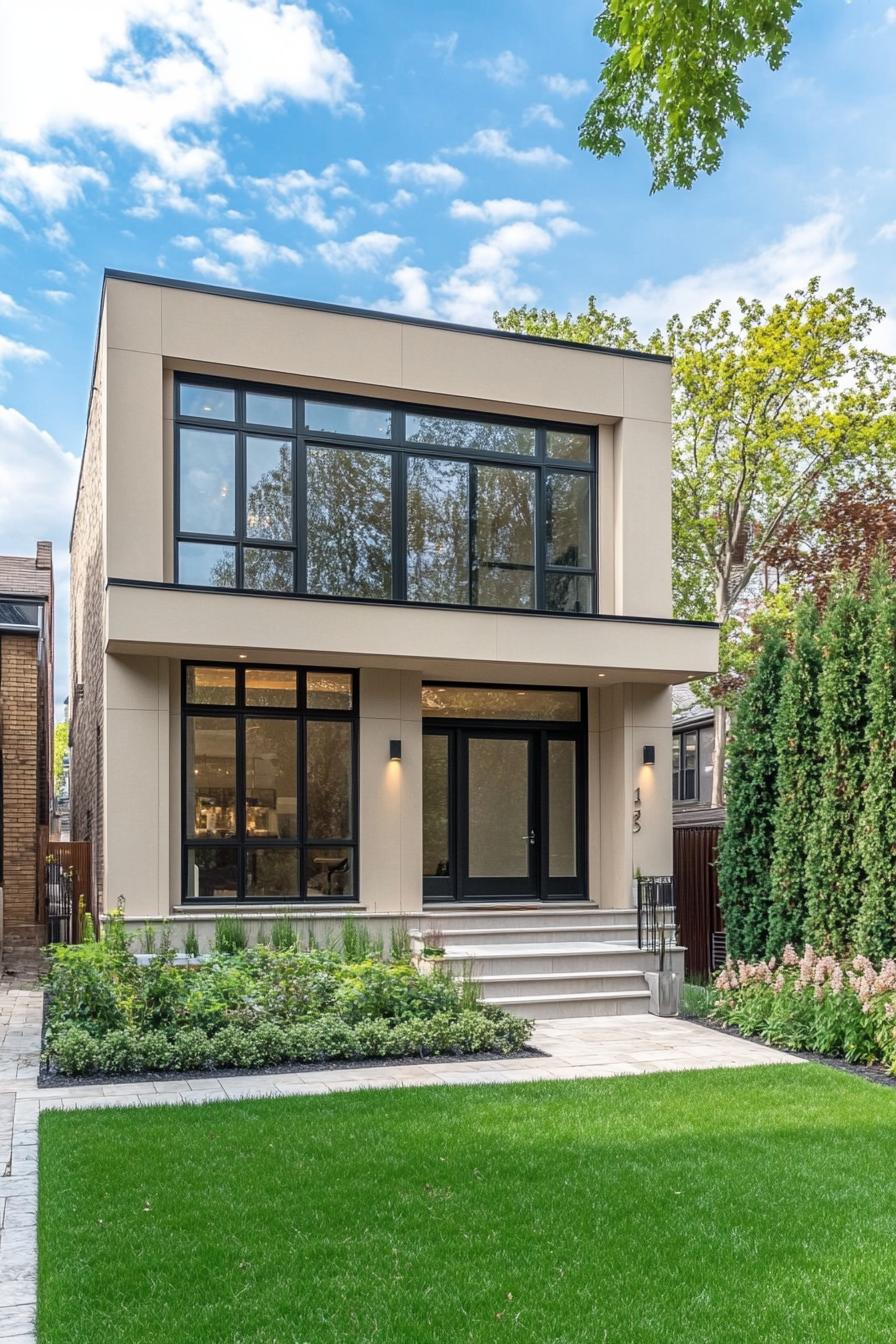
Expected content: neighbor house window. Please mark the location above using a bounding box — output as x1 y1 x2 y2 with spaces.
672 729 698 802
175 377 596 614
183 662 357 902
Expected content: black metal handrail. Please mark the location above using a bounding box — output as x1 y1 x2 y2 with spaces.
636 875 677 960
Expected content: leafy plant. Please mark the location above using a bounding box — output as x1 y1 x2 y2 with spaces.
341 918 372 963
214 915 248 955
138 923 157 956
183 925 200 958
389 921 412 964
49 1027 99 1076
270 917 297 951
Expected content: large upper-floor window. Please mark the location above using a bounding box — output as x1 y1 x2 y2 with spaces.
175 377 596 615
182 662 357 903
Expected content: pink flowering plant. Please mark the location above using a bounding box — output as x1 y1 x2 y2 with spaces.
711 944 896 1070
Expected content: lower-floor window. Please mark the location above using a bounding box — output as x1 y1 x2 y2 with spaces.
182 663 357 901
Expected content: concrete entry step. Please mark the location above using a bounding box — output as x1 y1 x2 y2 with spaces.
434 923 640 944
472 969 648 998
485 989 652 1019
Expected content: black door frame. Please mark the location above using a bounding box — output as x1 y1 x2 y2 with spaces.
422 717 588 903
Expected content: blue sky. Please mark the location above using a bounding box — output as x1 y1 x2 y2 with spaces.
1 0 895 716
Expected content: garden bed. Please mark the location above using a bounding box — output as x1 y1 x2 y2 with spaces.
40 915 533 1083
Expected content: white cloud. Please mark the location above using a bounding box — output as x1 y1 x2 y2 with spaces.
43 221 71 249
250 165 355 235
0 150 106 212
0 292 25 318
471 50 528 87
433 32 458 61
0 334 48 371
523 104 562 130
391 188 415 209
0 204 26 235
547 215 586 238
207 226 301 269
886 6 896 23
450 197 569 224
542 73 588 98
0 404 80 716
874 219 896 242
172 233 203 250
128 170 202 219
345 158 368 177
453 129 568 168
376 264 436 318
0 1 357 184
316 230 405 272
40 289 72 304
386 159 465 191
604 210 855 335
192 254 241 285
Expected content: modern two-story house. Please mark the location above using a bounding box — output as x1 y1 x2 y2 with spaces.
69 271 717 1012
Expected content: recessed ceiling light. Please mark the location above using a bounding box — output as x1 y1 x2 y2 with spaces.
597 673 606 678
238 653 248 660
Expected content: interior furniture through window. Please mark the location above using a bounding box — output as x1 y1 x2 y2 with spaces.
672 728 698 802
182 663 357 902
175 377 595 615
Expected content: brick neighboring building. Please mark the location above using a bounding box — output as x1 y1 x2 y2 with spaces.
0 542 54 957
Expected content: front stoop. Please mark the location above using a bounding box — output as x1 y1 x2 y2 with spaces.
412 906 683 1019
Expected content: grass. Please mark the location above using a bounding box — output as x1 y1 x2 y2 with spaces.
38 1065 896 1343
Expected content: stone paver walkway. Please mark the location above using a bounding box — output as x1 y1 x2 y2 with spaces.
0 985 800 1342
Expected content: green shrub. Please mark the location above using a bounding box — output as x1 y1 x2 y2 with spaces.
50 1027 99 1076
306 1016 360 1060
141 1030 176 1071
354 1018 393 1057
252 1022 289 1065
389 922 412 964
98 1030 143 1074
183 925 200 958
211 1024 260 1069
270 917 296 951
171 1028 212 1071
214 915 249 955
341 918 373 963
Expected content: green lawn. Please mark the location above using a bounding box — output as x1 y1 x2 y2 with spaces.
38 1065 896 1343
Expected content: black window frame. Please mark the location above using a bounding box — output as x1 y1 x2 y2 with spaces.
174 374 597 617
672 728 699 803
421 681 588 902
181 661 359 904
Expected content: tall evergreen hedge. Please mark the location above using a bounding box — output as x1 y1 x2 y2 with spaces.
717 630 787 960
766 597 821 955
855 565 896 959
805 576 870 955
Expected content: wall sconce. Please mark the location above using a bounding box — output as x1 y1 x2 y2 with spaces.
642 745 656 766
389 739 402 761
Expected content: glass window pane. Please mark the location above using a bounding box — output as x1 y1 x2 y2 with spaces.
546 471 592 568
306 720 353 839
406 413 536 457
179 428 236 535
545 573 593 615
307 672 353 710
422 735 450 878
306 847 353 898
548 739 577 878
473 464 535 609
245 718 298 837
246 848 300 898
186 717 236 838
178 542 236 588
246 391 293 428
406 457 469 604
306 445 392 599
0 601 41 629
246 668 298 708
547 430 591 462
179 384 235 421
422 686 580 721
185 846 238 900
186 666 236 705
245 437 293 541
467 737 530 878
243 548 294 593
305 401 391 439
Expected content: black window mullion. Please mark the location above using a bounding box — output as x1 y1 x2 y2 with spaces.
392 449 406 602
296 434 308 595
535 436 546 612
469 462 477 606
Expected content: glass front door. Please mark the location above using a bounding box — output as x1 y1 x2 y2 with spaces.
423 723 585 901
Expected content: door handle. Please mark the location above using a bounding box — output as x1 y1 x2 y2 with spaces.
521 830 535 845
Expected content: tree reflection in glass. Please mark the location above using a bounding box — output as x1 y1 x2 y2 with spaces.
473 464 535 608
306 445 392 598
407 457 469 604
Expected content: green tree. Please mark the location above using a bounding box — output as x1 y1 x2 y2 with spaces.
766 595 821 955
804 576 870 954
53 720 68 794
716 629 787 960
497 282 896 802
854 562 896 960
579 0 800 191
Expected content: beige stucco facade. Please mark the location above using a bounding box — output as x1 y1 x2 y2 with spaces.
70 272 718 922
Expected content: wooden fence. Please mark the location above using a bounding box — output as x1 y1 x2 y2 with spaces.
36 838 94 944
673 824 725 980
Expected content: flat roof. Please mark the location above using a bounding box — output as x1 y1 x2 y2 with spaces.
103 269 671 365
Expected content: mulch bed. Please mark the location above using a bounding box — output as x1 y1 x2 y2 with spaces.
682 1010 896 1088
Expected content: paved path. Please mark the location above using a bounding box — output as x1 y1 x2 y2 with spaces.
0 986 799 1342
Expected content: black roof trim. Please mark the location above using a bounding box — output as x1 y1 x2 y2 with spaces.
103 269 671 365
